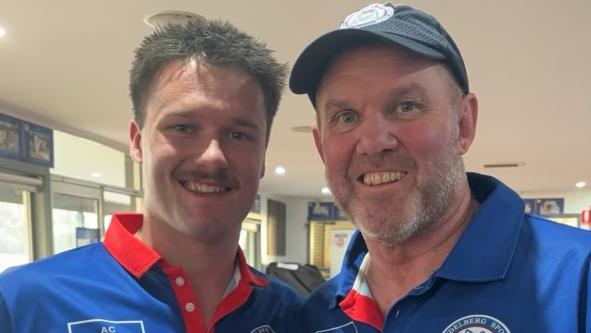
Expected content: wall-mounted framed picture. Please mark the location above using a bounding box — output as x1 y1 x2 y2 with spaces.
23 122 54 167
0 113 24 160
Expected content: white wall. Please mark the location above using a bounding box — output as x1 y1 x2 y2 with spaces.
51 131 126 187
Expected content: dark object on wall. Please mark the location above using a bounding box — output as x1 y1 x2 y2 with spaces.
523 197 564 216
267 199 286 256
266 262 326 297
0 113 24 160
23 122 53 167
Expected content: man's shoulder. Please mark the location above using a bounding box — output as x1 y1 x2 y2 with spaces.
249 267 305 304
0 243 109 291
304 274 340 307
515 214 591 274
524 214 591 250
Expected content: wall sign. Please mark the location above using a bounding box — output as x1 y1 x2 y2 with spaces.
0 113 54 167
524 198 564 216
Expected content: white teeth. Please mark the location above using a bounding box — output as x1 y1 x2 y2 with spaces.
183 181 227 193
363 172 404 186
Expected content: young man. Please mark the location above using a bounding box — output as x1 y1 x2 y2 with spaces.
0 19 302 333
290 3 591 332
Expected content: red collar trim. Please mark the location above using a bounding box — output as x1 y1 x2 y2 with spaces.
207 249 268 330
103 213 161 278
340 289 383 330
236 249 268 287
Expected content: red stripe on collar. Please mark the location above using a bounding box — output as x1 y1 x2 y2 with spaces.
340 289 383 330
237 249 268 287
103 213 161 278
208 249 268 330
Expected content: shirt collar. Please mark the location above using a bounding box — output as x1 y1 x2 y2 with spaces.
434 172 523 282
330 230 368 308
103 213 160 278
103 212 267 287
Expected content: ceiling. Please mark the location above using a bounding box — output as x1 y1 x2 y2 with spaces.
0 0 589 198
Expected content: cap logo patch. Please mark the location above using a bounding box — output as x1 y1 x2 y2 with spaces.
340 3 394 29
442 315 510 333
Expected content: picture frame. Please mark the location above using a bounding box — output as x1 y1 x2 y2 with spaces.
0 113 24 160
23 122 54 167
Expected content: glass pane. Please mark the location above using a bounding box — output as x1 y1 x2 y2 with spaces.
239 224 258 267
52 193 98 254
103 191 133 233
0 183 30 272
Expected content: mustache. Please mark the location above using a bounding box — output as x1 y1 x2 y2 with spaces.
174 167 239 188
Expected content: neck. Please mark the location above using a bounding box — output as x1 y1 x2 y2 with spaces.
365 182 478 315
138 214 239 327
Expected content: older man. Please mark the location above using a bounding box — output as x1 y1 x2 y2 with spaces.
290 3 591 332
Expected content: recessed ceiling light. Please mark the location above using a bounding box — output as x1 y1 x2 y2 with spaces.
576 181 587 188
143 11 205 29
274 166 286 175
91 172 102 178
0 26 6 38
321 187 331 195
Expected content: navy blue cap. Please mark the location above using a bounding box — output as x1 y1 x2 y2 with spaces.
289 3 469 105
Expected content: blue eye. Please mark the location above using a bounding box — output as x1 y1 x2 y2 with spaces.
399 101 416 113
171 124 195 133
229 131 247 140
338 111 358 124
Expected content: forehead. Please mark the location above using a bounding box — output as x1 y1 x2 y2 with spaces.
316 45 455 103
143 60 266 123
153 59 258 94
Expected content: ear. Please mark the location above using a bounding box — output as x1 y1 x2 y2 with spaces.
456 93 478 155
129 120 143 164
312 123 325 164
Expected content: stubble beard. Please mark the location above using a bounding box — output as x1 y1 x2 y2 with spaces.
328 145 465 247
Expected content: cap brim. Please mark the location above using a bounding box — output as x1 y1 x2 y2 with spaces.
289 28 446 95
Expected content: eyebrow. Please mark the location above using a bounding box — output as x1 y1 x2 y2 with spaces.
162 109 262 130
320 82 430 112
321 99 355 113
385 82 430 101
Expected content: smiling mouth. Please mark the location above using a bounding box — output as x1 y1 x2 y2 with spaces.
360 171 407 186
180 180 229 193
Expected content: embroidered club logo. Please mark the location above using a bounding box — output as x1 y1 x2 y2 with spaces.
67 319 145 333
250 325 276 333
442 315 510 333
339 3 394 29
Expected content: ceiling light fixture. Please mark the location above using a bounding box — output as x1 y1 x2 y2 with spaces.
91 172 102 178
274 166 286 175
0 26 6 38
321 187 331 195
483 162 523 168
576 181 587 189
143 11 205 29
290 125 312 133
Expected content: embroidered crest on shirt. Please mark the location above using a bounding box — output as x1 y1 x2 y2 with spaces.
67 319 145 333
250 324 276 333
442 314 510 333
315 321 358 333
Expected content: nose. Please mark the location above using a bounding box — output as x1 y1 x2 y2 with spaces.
355 113 398 155
193 139 228 169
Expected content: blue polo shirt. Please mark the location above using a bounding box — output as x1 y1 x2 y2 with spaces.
302 173 591 332
0 213 303 333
